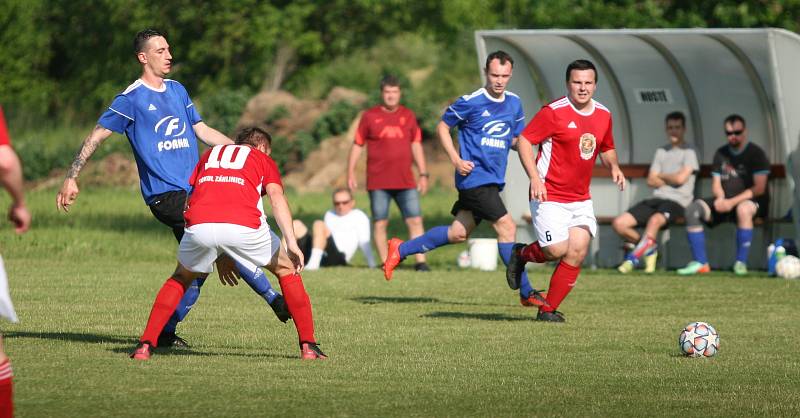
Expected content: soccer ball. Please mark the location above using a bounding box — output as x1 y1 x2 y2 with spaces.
678 322 719 358
775 255 800 279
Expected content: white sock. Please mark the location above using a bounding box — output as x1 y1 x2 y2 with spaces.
306 248 324 270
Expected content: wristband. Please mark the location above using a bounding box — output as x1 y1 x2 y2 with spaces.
419 173 430 178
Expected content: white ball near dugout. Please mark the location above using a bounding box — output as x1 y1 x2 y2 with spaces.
775 255 800 279
678 321 719 358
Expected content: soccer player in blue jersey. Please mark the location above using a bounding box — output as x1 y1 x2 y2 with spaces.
383 51 545 307
56 29 288 347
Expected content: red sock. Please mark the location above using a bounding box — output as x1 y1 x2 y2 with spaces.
140 278 187 347
0 360 13 418
521 241 547 263
541 260 580 312
279 274 316 344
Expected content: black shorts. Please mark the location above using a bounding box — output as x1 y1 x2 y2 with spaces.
699 197 768 227
628 198 685 226
450 184 508 224
297 234 347 267
148 190 187 242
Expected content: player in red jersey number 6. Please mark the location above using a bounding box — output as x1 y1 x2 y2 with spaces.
131 128 326 360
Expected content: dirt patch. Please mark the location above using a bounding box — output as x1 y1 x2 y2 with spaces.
32 152 140 191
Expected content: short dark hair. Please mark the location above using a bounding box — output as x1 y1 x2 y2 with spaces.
134 29 165 53
485 50 514 71
380 75 401 90
565 59 597 82
332 187 352 200
665 111 686 126
235 127 272 148
724 114 746 128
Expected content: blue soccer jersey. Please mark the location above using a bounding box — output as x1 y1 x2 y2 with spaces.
98 79 202 204
441 88 525 190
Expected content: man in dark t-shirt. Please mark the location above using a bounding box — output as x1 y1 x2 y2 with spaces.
678 114 770 276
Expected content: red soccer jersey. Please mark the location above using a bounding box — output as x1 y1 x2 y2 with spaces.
0 106 11 146
354 105 421 190
184 144 283 229
521 97 615 203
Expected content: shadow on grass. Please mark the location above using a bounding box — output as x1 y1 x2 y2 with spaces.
422 311 531 322
108 347 295 359
5 330 134 344
351 295 500 307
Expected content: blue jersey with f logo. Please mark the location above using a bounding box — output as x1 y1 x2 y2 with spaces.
441 88 525 190
98 79 202 204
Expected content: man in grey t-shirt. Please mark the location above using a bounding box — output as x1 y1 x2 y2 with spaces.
613 111 699 273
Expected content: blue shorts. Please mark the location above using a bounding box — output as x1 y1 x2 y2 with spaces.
369 188 422 221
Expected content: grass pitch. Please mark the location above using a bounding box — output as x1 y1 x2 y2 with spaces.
0 187 798 417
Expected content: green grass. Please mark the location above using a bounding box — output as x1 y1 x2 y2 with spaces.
0 187 798 417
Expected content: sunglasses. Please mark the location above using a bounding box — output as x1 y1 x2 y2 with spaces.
725 129 744 136
333 200 351 206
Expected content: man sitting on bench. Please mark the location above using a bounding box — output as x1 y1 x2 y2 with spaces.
678 114 770 276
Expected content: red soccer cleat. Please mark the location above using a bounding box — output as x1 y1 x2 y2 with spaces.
300 342 328 360
519 290 549 308
130 342 153 361
383 238 404 281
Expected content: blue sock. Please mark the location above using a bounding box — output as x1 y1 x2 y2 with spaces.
687 230 708 265
497 242 534 298
736 228 753 263
163 277 206 335
399 226 450 258
235 261 279 304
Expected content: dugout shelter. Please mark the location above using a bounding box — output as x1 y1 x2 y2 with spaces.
475 28 800 269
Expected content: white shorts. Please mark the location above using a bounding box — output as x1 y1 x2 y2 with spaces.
178 223 280 274
530 200 597 247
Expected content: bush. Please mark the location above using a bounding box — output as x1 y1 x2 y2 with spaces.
197 88 251 136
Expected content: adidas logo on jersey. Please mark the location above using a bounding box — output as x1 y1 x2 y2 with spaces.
567 121 577 129
148 104 157 111
481 110 491 117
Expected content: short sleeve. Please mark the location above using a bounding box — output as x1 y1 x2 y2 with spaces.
512 101 525 137
354 112 368 146
598 117 615 152
98 95 134 134
685 148 699 171
0 106 10 146
752 145 771 175
442 96 470 128
262 154 283 188
176 83 202 125
649 149 664 174
189 149 211 188
711 149 724 176
521 106 555 145
409 112 422 143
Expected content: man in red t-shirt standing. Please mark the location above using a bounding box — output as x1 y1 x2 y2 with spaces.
506 60 626 322
347 75 430 271
131 127 326 360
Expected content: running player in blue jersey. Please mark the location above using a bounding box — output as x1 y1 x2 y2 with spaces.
383 51 545 307
56 29 288 347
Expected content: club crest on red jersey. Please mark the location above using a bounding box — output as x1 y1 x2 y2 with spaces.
579 133 596 160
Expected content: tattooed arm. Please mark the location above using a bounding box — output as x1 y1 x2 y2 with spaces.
56 125 113 212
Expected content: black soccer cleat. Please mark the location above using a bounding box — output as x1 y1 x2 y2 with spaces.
157 332 190 348
269 294 292 323
506 243 527 290
414 262 431 272
536 309 565 323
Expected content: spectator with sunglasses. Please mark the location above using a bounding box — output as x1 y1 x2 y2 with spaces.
678 114 770 275
294 188 376 270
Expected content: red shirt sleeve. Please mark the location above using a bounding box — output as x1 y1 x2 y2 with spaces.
0 106 11 146
189 149 212 188
599 116 615 152
410 112 422 143
261 154 283 194
354 111 369 146
521 106 555 145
